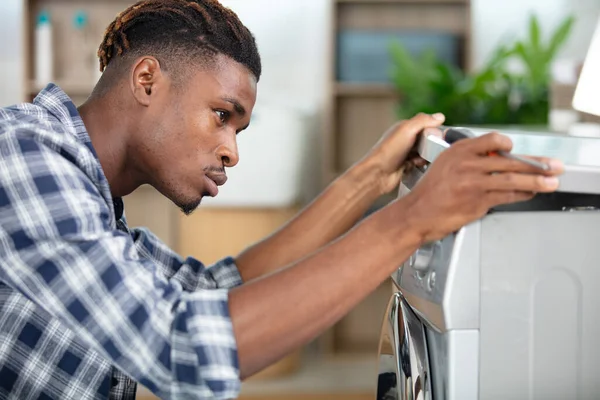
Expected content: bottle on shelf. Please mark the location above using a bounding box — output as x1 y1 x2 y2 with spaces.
34 9 53 87
73 10 103 86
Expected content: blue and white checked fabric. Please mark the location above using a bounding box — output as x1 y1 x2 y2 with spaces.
0 84 244 400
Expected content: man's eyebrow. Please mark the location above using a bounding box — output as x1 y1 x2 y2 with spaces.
223 98 246 116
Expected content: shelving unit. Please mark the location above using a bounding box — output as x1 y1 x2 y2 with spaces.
323 0 471 183
320 0 472 355
24 0 133 103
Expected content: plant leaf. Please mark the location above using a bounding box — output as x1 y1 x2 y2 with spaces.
546 15 575 61
529 14 541 52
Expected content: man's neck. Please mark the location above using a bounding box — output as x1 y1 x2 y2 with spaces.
78 95 143 198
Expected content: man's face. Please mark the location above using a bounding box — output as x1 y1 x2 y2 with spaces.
139 55 257 214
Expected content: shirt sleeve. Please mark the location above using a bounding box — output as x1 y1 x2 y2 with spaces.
0 136 241 399
129 226 243 292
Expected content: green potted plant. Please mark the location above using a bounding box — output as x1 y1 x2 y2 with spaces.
389 14 575 127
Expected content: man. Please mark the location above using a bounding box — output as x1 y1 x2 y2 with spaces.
0 0 562 399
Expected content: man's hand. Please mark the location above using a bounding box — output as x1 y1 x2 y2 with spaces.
398 131 564 243
236 113 445 281
357 112 446 196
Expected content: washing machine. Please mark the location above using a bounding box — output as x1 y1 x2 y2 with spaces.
376 129 600 400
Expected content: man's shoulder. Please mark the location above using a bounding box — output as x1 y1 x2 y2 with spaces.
0 110 106 209
0 106 91 167
0 102 61 132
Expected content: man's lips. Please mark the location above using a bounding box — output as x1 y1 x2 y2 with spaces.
203 176 218 196
206 172 227 186
202 172 227 197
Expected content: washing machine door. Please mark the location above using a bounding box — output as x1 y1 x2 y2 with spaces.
377 292 432 400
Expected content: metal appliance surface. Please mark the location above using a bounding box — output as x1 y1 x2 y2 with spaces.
377 293 432 400
377 129 600 399
416 128 600 194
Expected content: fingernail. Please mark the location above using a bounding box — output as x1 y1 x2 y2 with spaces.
544 177 559 187
549 159 564 171
432 113 445 121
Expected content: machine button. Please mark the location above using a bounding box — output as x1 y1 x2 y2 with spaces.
427 271 437 292
409 241 437 274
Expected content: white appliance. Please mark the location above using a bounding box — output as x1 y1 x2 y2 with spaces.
377 129 600 400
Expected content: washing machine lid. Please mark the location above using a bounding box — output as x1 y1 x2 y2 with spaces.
416 128 600 195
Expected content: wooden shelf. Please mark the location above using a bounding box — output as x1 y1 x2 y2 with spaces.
335 82 397 97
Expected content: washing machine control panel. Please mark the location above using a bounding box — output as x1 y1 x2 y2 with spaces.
409 241 437 273
395 169 481 331
394 234 456 303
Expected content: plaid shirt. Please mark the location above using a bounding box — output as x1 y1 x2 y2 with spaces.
0 84 244 400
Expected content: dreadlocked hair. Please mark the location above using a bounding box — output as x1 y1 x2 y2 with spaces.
97 0 261 80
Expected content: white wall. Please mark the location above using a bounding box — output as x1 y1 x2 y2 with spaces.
216 0 331 204
0 0 25 107
219 0 330 114
471 0 600 69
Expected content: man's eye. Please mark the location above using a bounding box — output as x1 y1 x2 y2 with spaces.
216 110 229 124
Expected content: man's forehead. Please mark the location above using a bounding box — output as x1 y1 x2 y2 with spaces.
192 57 257 98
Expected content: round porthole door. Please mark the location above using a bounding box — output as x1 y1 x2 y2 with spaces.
377 292 432 400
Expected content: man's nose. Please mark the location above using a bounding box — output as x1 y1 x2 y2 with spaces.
216 134 239 168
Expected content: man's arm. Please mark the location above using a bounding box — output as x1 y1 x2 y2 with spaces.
129 225 243 291
235 163 381 282
236 114 445 282
229 130 564 378
231 195 423 378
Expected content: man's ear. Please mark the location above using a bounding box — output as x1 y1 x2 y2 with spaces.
130 57 162 107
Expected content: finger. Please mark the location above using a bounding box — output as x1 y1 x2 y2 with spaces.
404 152 428 167
457 132 513 155
402 159 416 172
411 157 428 168
471 155 564 175
403 112 446 133
483 172 559 193
486 190 537 208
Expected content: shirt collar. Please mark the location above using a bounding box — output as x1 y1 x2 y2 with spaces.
32 83 99 158
33 83 124 220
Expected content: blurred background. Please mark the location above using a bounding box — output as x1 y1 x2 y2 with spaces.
1 0 599 399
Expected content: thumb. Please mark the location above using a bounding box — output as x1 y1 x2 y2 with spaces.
404 113 446 132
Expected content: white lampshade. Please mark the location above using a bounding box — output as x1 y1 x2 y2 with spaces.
573 16 600 117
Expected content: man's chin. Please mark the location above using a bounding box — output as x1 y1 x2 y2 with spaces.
179 202 200 215
176 195 204 216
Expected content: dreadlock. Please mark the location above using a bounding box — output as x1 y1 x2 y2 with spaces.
97 0 261 81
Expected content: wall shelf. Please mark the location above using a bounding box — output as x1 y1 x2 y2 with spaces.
335 82 397 97
25 0 133 102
